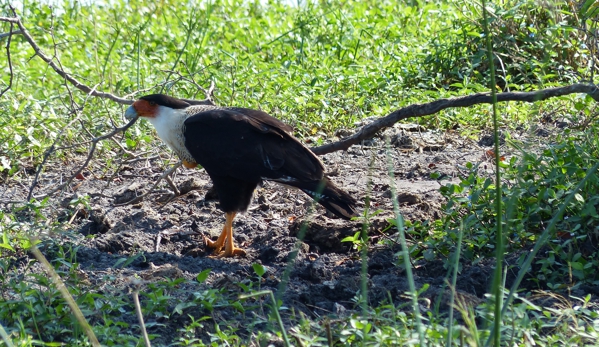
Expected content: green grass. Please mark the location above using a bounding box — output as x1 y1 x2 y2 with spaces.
2 0 599 345
1 0 592 170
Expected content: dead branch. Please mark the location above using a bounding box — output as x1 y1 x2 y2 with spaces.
0 29 22 39
0 8 217 203
6 12 131 105
29 117 139 200
0 11 215 106
0 16 19 23
114 161 183 206
0 21 14 97
311 83 599 155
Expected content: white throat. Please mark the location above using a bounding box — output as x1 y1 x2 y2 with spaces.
147 106 190 158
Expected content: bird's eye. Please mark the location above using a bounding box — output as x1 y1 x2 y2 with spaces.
149 101 156 106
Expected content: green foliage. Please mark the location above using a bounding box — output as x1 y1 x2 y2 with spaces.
0 0 597 345
420 0 595 89
196 268 211 283
0 0 590 177
436 126 599 285
342 208 383 251
252 263 266 278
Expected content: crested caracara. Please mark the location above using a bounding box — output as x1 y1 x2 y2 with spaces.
125 94 357 257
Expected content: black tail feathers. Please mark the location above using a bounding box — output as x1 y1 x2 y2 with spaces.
290 178 358 219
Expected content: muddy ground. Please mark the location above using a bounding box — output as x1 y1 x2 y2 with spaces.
1 122 591 345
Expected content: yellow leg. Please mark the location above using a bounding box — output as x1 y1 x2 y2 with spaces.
204 212 246 257
204 222 228 254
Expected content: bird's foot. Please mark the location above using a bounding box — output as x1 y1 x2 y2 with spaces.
219 246 246 258
204 236 224 254
208 247 246 258
204 236 246 257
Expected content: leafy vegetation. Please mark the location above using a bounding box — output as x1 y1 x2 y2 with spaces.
1 0 593 173
432 126 599 287
1 0 599 345
421 0 596 88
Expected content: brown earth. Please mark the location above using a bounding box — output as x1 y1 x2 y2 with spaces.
2 122 590 345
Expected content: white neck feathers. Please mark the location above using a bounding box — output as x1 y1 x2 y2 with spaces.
146 106 191 161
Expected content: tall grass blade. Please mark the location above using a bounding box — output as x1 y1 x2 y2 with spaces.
29 244 101 347
272 180 328 339
133 287 152 347
0 322 15 347
446 221 464 346
359 153 377 316
385 139 426 347
275 180 324 303
480 0 504 345
240 290 290 347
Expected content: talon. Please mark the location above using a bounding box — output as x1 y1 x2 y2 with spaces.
211 248 246 258
224 247 246 257
206 238 246 257
204 236 224 253
203 212 245 257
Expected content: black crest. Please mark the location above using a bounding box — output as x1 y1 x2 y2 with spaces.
141 94 190 109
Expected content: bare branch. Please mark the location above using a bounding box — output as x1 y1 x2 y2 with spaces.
0 16 19 23
0 8 216 203
27 107 84 201
30 117 140 200
1 12 215 105
0 21 14 97
6 8 122 103
4 11 131 104
311 83 599 155
0 29 22 39
114 161 183 206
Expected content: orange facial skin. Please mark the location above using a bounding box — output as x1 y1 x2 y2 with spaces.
125 100 199 169
129 99 159 118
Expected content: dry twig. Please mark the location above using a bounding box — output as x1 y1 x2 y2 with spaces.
312 83 599 155
0 13 15 98
114 161 183 206
0 10 216 202
0 29 22 39
0 12 214 106
29 117 140 200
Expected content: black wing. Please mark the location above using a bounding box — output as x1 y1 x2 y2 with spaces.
183 108 323 183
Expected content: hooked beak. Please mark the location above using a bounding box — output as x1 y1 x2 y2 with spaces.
124 105 138 120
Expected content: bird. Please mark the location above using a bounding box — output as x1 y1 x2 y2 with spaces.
124 94 358 257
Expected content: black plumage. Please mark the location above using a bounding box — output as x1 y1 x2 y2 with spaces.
183 108 356 218
125 94 358 257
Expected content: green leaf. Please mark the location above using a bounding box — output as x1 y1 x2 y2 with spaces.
173 302 195 315
252 263 266 277
0 243 15 252
570 262 583 271
231 301 245 313
580 0 599 18
196 269 211 283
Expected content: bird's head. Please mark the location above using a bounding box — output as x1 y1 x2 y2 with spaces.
125 94 191 120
